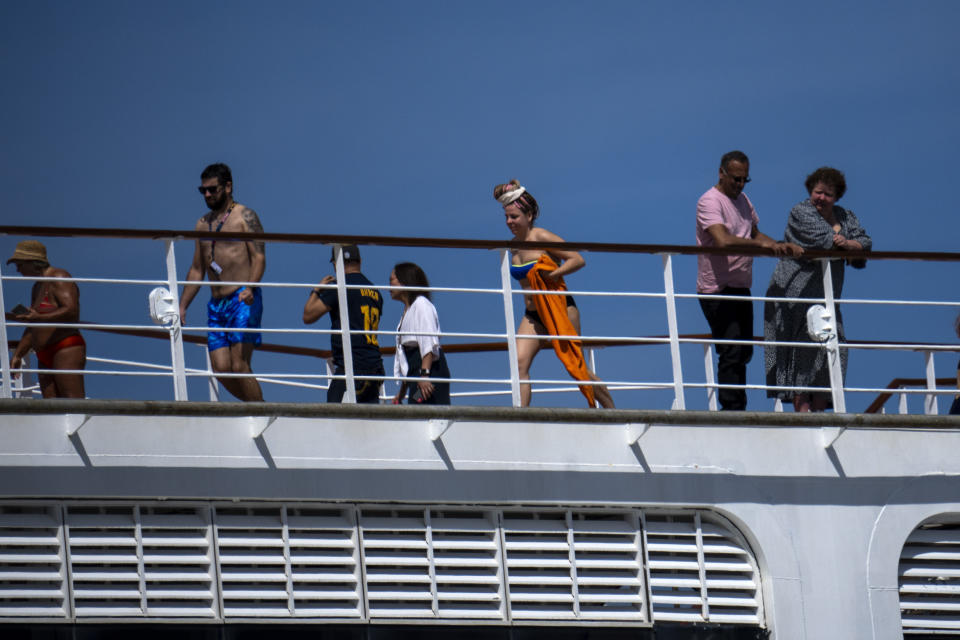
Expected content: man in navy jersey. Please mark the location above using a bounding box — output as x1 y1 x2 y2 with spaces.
303 245 384 403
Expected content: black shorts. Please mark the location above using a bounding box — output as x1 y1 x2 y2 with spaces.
327 364 384 404
402 345 451 405
524 295 577 326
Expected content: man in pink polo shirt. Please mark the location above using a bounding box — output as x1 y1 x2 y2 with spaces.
696 150 802 410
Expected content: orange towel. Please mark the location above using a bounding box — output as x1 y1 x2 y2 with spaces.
526 254 596 407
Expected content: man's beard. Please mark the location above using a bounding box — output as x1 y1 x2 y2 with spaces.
206 193 228 211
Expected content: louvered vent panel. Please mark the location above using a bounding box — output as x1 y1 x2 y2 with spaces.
699 515 761 624
0 504 67 617
501 510 575 620
360 508 433 618
900 520 960 632
644 513 706 622
215 506 289 617
286 506 362 618
430 509 504 620
66 506 142 616
0 500 766 627
570 511 646 621
644 512 761 625
139 506 216 617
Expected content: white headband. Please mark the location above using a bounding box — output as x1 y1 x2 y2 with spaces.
497 186 526 206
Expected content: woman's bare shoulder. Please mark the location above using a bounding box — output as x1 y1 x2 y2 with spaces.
529 227 563 242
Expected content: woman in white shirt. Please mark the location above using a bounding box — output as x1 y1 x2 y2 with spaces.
390 262 451 404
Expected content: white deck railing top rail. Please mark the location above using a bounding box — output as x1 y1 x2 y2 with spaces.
2 225 959 414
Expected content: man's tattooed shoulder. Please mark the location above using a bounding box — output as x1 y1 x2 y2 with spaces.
241 208 266 252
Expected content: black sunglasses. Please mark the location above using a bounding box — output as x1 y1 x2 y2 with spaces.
722 167 751 185
198 185 222 195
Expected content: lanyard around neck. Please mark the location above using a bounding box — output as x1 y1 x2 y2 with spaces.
208 202 236 255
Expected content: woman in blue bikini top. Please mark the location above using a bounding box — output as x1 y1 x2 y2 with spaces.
495 179 614 409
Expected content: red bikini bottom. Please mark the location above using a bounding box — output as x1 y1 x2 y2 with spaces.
35 334 85 368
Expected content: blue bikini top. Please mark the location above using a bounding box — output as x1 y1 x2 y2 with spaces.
510 260 537 282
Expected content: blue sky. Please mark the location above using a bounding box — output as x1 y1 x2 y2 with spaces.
2 1 958 410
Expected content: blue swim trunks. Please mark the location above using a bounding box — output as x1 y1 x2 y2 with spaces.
207 287 263 351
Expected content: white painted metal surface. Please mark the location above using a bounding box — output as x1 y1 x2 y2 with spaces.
0 269 12 400
661 254 686 410
4 230 960 640
164 239 188 401
2 406 960 637
819 259 846 413
499 249 522 407
330 245 357 404
899 517 960 633
0 504 67 617
0 500 759 627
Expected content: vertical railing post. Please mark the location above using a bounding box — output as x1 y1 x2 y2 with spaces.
204 346 220 402
586 348 599 408
702 344 717 411
0 270 13 398
923 350 938 415
662 254 685 410
499 250 521 407
165 239 188 401
820 259 846 413
333 245 356 403
899 387 908 414
11 362 23 398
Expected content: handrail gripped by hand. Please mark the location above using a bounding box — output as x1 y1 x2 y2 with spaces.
4 223 954 262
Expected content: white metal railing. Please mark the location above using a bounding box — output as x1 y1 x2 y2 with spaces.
2 229 959 414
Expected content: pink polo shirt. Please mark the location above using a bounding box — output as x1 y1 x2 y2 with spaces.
696 186 759 293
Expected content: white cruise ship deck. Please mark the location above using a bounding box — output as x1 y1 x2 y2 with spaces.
1 401 960 639
2 226 960 639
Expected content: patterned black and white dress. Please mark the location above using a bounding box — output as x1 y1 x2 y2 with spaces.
763 200 872 403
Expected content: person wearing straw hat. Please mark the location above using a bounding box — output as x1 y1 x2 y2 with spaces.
7 240 86 398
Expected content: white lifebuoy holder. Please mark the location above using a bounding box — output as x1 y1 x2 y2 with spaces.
806 304 836 343
148 287 178 327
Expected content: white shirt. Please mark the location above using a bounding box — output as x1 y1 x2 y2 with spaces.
393 295 442 379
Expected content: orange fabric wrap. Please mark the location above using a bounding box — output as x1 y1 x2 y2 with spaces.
526 254 596 407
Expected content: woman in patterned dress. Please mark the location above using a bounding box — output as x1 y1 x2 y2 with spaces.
764 167 872 412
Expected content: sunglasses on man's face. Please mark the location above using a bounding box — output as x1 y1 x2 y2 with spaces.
198 185 222 195
722 168 751 185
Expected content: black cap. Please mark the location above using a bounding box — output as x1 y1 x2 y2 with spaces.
331 244 361 263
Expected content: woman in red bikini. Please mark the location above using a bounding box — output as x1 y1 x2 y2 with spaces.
7 240 86 398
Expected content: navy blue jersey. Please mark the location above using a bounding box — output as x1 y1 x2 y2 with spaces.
318 272 383 371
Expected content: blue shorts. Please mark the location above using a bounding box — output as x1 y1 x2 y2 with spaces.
207 287 263 352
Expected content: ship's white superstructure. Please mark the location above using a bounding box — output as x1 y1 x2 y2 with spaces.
1 402 960 638
2 227 960 639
